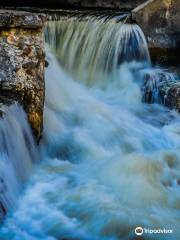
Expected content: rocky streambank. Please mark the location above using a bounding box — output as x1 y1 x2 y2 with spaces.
0 10 46 141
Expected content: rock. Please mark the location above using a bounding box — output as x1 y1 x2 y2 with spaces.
142 71 180 112
0 10 45 28
131 0 180 64
0 11 46 141
159 82 180 112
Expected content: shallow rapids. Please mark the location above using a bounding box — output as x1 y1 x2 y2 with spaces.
0 50 179 240
0 13 180 240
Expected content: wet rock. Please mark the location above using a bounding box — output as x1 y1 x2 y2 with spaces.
0 11 46 140
132 0 180 64
143 72 180 112
159 82 180 112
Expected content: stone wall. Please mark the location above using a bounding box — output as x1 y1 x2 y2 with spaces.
0 11 46 141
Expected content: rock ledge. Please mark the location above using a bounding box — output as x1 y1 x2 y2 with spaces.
0 10 46 140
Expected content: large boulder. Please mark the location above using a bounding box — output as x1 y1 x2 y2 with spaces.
132 0 180 64
0 10 46 141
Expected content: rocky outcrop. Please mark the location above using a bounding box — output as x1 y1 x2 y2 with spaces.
0 10 46 140
131 0 180 64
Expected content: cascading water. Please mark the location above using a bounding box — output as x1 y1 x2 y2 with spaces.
0 104 37 219
0 12 180 240
45 15 150 86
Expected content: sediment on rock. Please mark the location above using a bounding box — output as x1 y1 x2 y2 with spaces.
0 11 46 141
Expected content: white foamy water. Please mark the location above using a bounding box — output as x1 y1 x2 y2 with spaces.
0 15 180 240
45 18 150 86
0 105 37 216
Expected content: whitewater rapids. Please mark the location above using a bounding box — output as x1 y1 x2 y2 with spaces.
0 15 180 240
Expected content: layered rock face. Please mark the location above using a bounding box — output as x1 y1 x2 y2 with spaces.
0 11 46 140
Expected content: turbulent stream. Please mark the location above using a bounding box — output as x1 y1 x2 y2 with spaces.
0 13 180 240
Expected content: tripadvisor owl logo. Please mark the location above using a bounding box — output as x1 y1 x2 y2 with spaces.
135 227 144 236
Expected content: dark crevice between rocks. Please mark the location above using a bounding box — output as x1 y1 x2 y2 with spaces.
150 48 180 66
0 0 145 10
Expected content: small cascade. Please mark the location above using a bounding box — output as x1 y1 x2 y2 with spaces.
47 9 129 22
0 104 37 217
141 68 180 104
45 13 150 86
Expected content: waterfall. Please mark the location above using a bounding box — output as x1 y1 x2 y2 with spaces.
0 12 180 240
45 14 150 86
0 104 37 218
